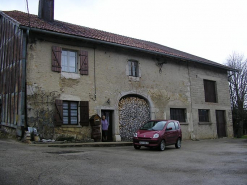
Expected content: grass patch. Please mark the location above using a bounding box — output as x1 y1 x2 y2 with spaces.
241 135 247 139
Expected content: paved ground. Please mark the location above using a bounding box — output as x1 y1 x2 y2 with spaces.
0 138 247 185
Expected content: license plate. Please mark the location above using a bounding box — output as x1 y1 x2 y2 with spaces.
139 141 149 145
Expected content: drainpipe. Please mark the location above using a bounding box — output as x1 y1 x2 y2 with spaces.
187 61 195 140
94 47 96 100
17 29 28 137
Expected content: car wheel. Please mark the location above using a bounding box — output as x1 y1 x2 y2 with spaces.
175 138 181 149
159 140 166 151
134 145 141 149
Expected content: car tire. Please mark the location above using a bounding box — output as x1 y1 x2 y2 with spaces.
134 145 141 149
159 140 166 151
175 138 181 149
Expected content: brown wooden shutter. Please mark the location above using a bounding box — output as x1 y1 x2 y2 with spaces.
54 99 63 126
52 46 62 72
79 101 89 126
79 50 88 75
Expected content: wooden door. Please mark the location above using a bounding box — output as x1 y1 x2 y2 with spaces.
216 110 227 138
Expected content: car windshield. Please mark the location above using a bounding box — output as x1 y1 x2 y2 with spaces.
140 121 167 131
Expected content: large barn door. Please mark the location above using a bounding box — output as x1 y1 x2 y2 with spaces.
119 96 150 141
216 110 227 138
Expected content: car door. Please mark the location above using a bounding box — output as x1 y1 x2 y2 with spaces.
164 122 177 144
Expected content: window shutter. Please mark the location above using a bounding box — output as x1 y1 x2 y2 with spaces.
52 46 62 72
79 50 88 75
54 99 63 126
79 101 89 126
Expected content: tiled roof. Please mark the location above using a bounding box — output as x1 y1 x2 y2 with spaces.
1 10 229 69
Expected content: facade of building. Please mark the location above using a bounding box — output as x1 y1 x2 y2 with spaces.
0 1 233 141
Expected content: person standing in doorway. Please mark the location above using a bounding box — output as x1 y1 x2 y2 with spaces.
101 115 109 141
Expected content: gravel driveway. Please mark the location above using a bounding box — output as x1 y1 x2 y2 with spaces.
0 138 246 185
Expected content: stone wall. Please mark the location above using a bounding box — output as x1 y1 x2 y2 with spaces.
25 38 233 141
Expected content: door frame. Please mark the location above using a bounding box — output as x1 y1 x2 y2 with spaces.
101 110 114 142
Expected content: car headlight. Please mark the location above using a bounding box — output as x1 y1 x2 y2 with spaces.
133 133 138 137
153 133 159 138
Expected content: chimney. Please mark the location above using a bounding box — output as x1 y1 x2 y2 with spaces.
38 0 54 22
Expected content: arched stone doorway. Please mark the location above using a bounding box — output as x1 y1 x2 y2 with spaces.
118 95 150 141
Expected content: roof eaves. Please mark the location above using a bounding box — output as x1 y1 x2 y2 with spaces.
19 25 234 71
0 11 21 26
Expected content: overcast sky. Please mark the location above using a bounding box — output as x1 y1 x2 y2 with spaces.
1 0 247 64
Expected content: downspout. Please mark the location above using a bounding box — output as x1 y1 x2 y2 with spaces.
17 29 28 137
187 61 195 140
94 47 96 100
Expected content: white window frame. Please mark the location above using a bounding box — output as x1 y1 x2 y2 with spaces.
128 60 139 77
61 50 77 73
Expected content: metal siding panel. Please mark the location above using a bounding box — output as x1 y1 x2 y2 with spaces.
0 15 25 131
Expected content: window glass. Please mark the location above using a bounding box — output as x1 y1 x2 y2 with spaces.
128 60 138 77
198 109 210 122
63 117 68 124
62 50 77 73
175 122 179 130
166 122 175 130
140 121 167 131
63 101 78 125
170 108 186 122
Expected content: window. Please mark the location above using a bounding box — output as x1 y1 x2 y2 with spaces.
128 60 138 77
166 122 176 130
174 121 180 130
198 109 210 122
52 46 88 75
63 101 78 125
170 108 186 122
62 50 77 73
204 80 217 103
54 100 89 126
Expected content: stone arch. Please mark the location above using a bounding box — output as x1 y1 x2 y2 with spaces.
118 94 150 141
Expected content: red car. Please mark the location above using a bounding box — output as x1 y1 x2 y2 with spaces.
133 120 182 151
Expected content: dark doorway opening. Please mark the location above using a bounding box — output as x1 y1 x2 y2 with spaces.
101 110 113 142
0 99 2 123
216 110 227 138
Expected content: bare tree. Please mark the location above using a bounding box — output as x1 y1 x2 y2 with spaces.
226 53 247 137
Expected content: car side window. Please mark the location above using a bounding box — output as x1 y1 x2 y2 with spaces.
175 122 180 130
167 122 176 131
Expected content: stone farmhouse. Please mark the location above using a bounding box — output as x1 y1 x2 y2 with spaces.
0 0 233 141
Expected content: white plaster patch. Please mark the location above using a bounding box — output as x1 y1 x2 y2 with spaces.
114 135 121 142
26 85 35 95
61 72 80 79
128 76 140 81
60 94 81 101
163 111 167 119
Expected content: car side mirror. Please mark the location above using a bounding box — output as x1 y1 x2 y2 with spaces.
166 127 172 131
